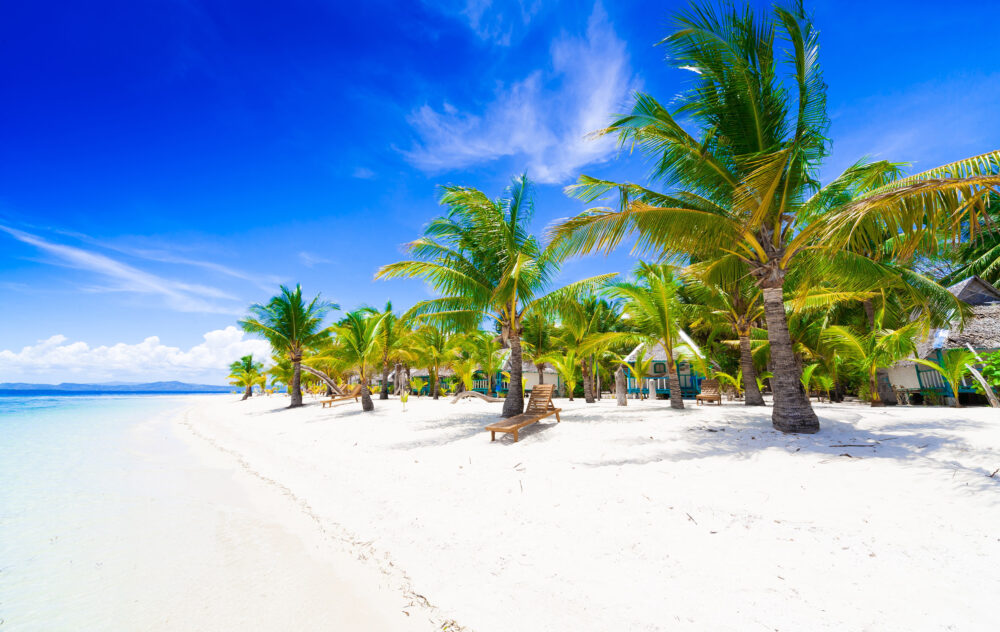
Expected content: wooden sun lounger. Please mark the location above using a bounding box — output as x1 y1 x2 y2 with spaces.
485 384 561 443
321 385 362 408
696 379 722 405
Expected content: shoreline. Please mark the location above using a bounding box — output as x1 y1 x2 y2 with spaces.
172 398 457 631
177 393 1000 631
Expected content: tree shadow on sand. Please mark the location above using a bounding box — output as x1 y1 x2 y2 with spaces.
569 404 999 487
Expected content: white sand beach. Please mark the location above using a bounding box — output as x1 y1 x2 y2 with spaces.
176 394 1000 631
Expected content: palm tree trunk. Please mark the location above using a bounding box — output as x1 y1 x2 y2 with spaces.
380 360 390 400
405 364 411 395
739 333 765 406
536 363 545 384
289 359 303 408
615 366 627 407
582 361 595 403
762 287 819 433
869 374 884 407
242 384 252 400
431 368 439 400
666 352 684 409
501 331 525 417
360 377 374 411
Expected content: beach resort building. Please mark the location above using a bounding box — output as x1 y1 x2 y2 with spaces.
886 275 1000 404
623 342 704 399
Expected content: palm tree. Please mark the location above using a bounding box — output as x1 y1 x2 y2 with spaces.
239 285 336 408
521 312 557 385
821 322 922 406
228 354 264 400
411 325 458 400
685 261 766 406
603 263 689 409
470 330 504 397
555 297 623 403
912 349 978 407
542 349 579 401
553 3 999 432
372 300 411 400
377 173 613 417
327 309 388 411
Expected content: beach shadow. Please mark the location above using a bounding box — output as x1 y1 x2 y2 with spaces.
572 405 1000 486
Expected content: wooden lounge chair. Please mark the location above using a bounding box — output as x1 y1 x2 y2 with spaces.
485 384 561 443
321 385 362 408
695 379 722 405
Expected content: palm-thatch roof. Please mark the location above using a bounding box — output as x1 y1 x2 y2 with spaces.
946 276 1000 306
502 357 557 374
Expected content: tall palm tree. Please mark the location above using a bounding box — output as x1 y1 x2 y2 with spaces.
604 263 689 409
685 261 766 406
239 285 336 408
377 173 613 417
372 301 411 400
228 354 264 400
553 2 999 432
327 309 388 411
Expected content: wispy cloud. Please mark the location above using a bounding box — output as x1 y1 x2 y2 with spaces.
427 0 541 46
0 225 245 314
352 166 376 179
298 251 332 268
0 327 271 383
403 2 639 184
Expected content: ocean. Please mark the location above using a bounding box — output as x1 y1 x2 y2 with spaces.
0 395 216 630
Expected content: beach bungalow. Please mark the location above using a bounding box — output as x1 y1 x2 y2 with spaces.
623 342 704 399
488 358 560 396
886 276 1000 404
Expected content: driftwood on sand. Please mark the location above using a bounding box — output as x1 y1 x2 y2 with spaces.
451 390 505 404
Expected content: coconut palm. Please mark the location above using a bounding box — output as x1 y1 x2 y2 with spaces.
377 173 613 417
602 263 689 409
821 322 923 406
239 285 336 408
327 309 388 412
372 300 412 400
521 312 557 385
228 354 264 400
411 325 459 400
912 349 978 407
542 349 580 401
553 3 999 432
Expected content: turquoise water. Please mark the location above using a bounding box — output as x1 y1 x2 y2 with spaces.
0 395 205 630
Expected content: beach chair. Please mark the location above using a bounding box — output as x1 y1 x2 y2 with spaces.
320 384 362 408
485 384 561 443
695 379 722 405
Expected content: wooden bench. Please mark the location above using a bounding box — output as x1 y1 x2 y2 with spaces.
485 384 561 442
696 379 722 405
321 384 362 408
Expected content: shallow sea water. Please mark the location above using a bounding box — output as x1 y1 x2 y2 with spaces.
0 395 410 632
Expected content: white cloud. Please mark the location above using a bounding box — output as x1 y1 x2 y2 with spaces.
0 225 245 314
403 2 639 184
428 0 541 46
298 251 332 267
352 166 376 179
0 327 272 384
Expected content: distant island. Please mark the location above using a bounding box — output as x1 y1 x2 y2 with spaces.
0 381 231 394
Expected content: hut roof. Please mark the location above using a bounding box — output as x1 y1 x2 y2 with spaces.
947 276 1000 306
502 357 557 374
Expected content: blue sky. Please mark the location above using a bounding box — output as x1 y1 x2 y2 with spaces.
1 0 998 383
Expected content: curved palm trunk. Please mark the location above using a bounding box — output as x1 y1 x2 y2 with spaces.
360 377 374 411
615 366 627 407
762 288 819 433
665 354 684 409
289 359 303 408
739 333 765 406
242 385 252 400
380 359 390 400
581 361 595 403
501 332 525 417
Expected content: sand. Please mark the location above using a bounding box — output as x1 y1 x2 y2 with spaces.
176 393 1000 631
